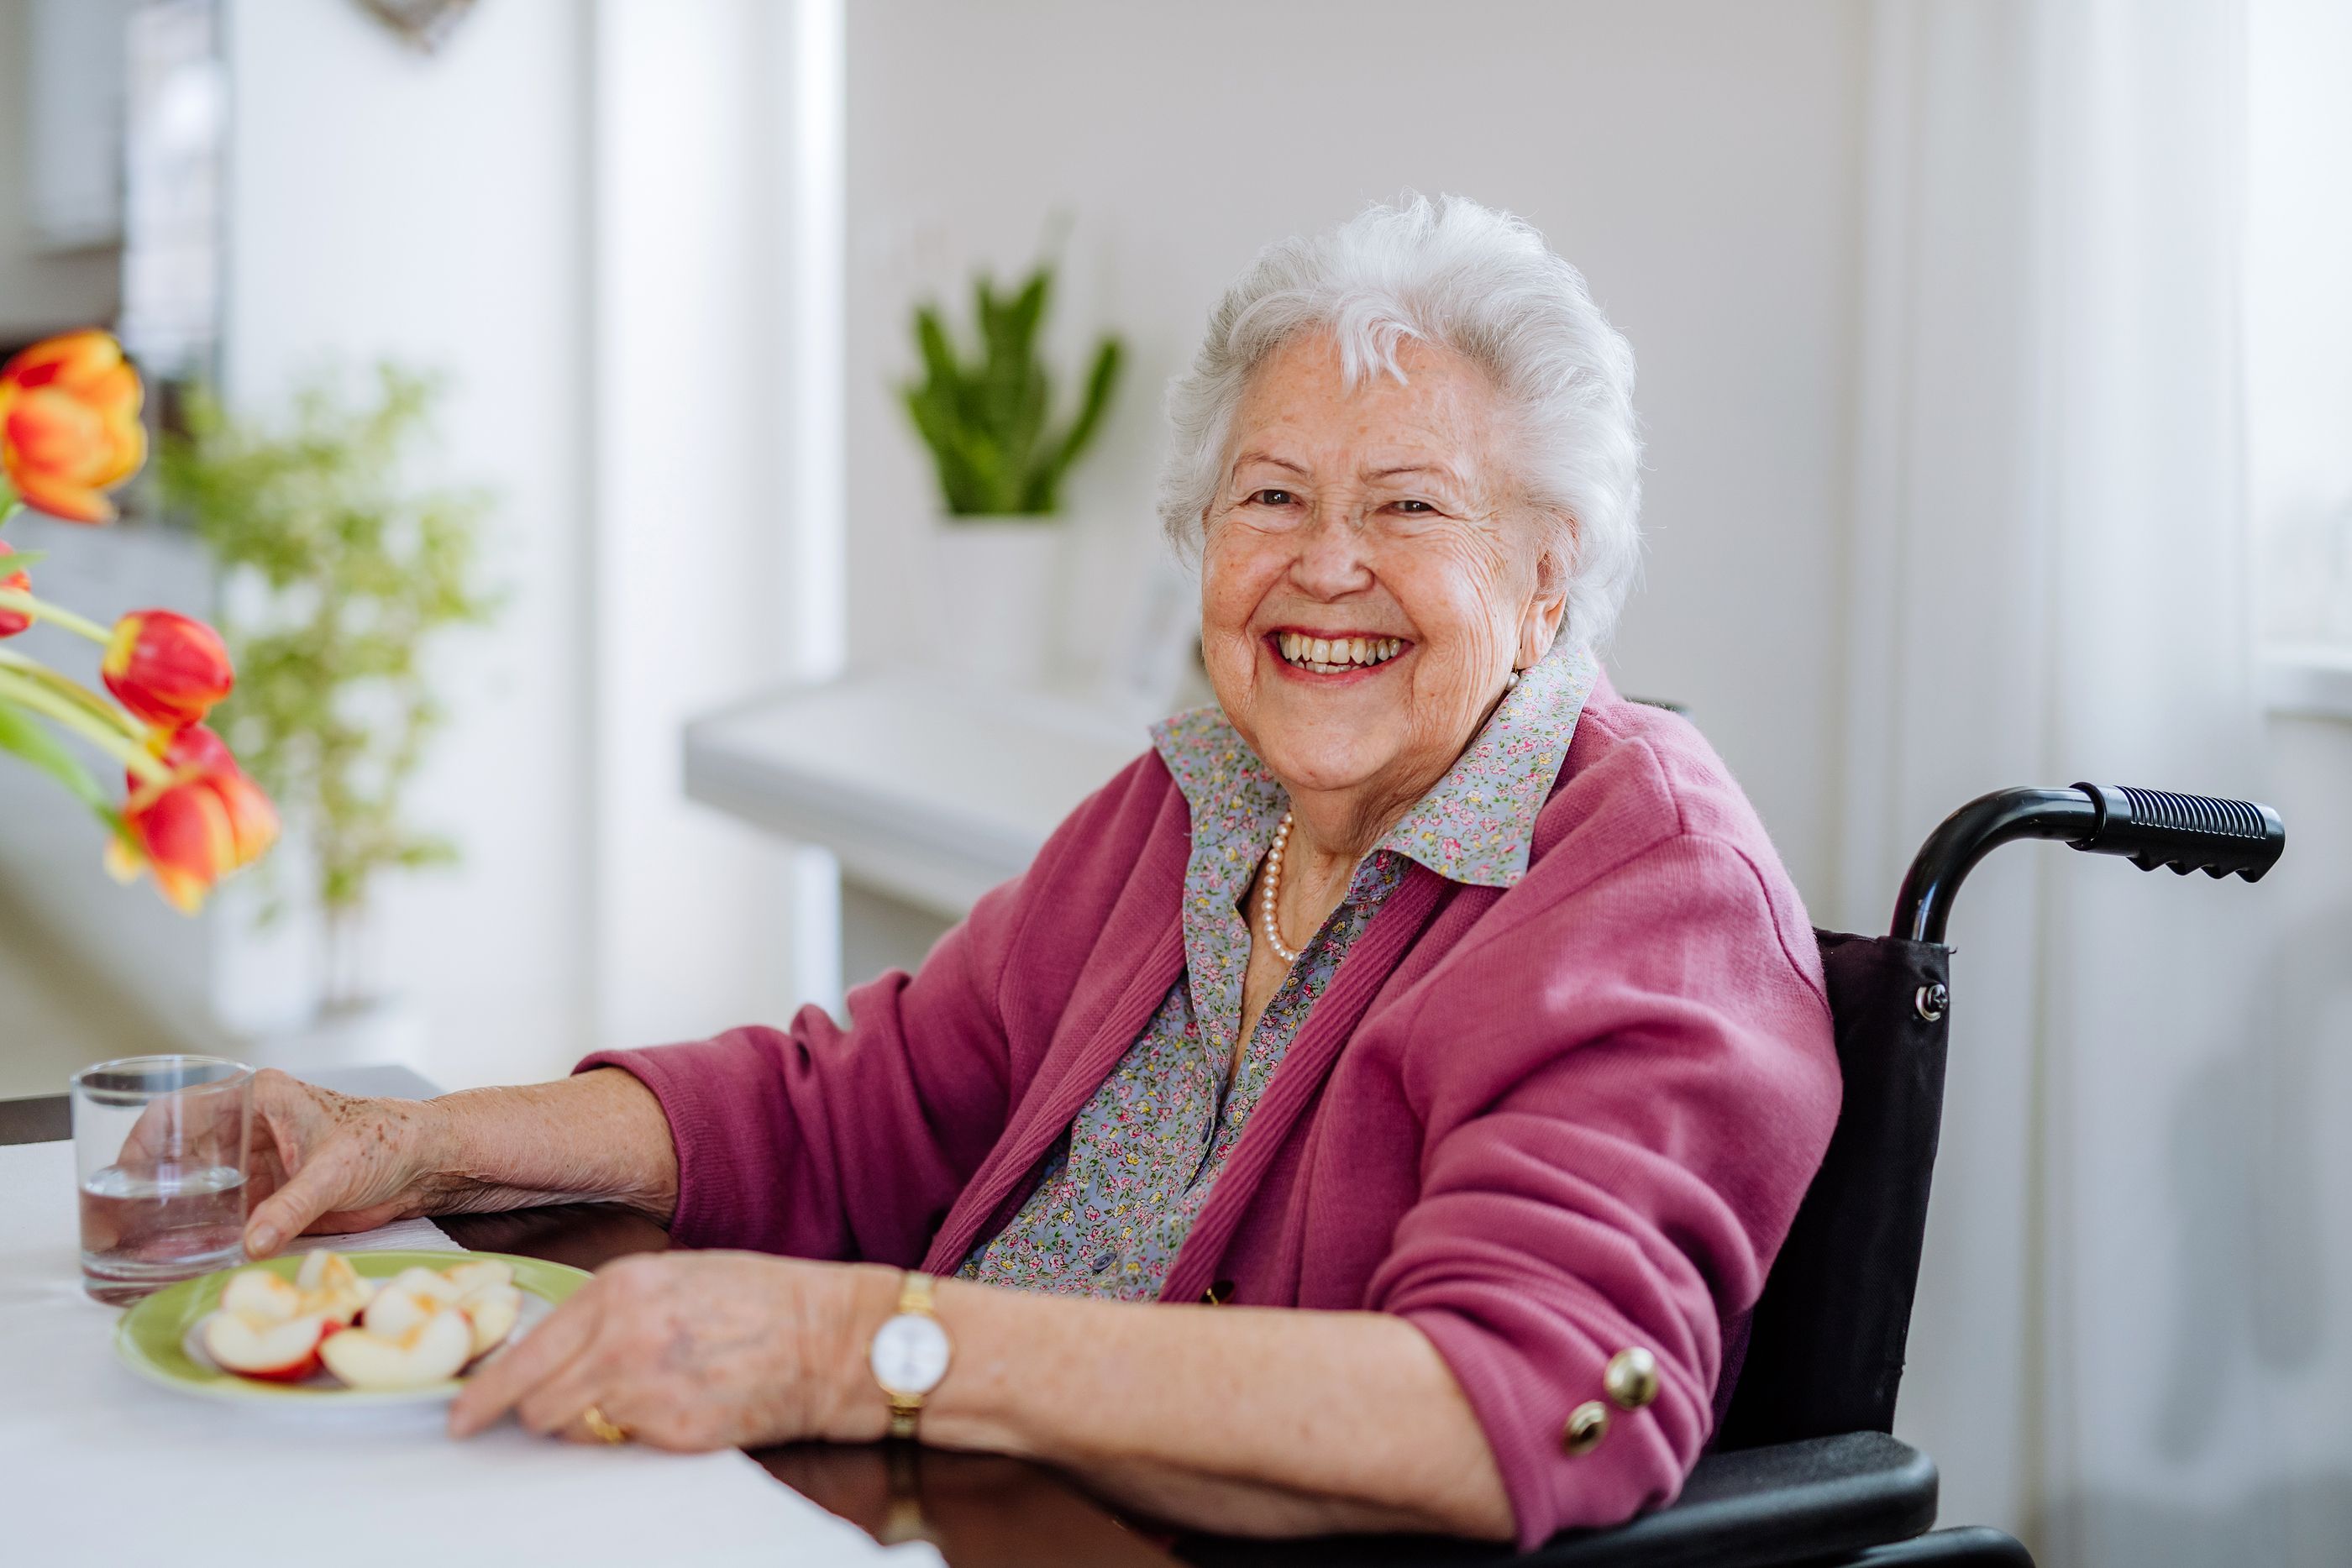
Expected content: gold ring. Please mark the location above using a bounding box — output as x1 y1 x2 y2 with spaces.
580 1403 630 1445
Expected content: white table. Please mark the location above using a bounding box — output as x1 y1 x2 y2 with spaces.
0 1066 936 1567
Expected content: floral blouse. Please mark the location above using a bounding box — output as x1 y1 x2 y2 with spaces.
958 642 1602 1300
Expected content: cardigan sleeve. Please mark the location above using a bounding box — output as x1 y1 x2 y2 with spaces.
576 752 1160 1265
1366 832 1840 1550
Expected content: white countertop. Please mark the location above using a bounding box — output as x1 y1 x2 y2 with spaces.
684 671 1155 917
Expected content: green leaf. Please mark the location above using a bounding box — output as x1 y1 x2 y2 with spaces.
901 260 1120 517
0 699 118 828
1027 336 1124 512
0 548 45 570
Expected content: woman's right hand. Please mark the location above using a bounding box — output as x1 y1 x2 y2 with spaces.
239 1069 455 1257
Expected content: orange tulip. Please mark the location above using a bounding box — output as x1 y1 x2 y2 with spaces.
0 541 27 638
112 726 279 913
0 331 146 524
102 610 234 729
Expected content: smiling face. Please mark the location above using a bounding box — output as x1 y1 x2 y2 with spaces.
1199 332 1568 845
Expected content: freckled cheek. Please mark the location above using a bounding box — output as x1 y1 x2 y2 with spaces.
1200 538 1285 646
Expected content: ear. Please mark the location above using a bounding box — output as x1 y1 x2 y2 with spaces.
1515 522 1573 669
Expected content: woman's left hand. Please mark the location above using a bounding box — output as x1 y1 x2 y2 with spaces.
448 1251 895 1449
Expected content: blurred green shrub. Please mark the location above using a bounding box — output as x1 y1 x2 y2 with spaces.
158 367 498 989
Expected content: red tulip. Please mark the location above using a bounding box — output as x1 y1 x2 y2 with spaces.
0 330 145 524
149 726 278 864
102 610 234 728
112 726 279 913
0 541 27 638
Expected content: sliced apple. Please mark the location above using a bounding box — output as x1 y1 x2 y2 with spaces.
386 1265 464 1305
296 1249 375 1303
219 1266 305 1324
442 1259 513 1298
318 1307 472 1391
293 1250 375 1325
360 1280 446 1338
458 1283 522 1360
206 1309 333 1382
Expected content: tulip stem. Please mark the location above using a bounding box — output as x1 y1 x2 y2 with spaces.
0 667 168 785
0 588 112 645
0 648 145 738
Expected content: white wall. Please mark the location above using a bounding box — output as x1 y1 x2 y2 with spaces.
217 0 596 1086
216 0 838 1087
844 0 1868 907
585 0 819 1052
2246 0 2352 644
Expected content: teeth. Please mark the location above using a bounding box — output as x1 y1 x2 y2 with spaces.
1275 633 1407 671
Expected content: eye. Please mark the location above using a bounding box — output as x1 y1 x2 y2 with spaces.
1249 488 1296 507
1390 498 1436 515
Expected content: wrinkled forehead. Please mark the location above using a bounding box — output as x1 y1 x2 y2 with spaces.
1221 331 1515 496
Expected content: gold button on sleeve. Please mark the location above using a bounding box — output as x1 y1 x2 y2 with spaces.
1604 1347 1660 1411
1562 1399 1609 1455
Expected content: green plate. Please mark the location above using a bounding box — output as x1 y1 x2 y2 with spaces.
114 1249 590 1405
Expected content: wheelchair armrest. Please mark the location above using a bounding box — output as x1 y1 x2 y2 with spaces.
1175 1431 1939 1568
1523 1432 1939 1567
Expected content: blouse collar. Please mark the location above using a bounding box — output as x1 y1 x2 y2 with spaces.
1151 640 1600 892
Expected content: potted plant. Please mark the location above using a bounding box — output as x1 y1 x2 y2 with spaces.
157 365 496 1067
900 263 1121 684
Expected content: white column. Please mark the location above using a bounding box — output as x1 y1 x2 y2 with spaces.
586 0 845 1045
778 0 848 1015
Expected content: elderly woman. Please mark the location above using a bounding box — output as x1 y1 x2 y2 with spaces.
236 196 1837 1549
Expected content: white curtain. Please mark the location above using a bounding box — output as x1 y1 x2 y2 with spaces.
1840 3 2348 1564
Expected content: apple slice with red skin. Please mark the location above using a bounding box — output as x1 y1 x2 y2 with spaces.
459 1283 523 1361
320 1306 472 1391
206 1310 334 1382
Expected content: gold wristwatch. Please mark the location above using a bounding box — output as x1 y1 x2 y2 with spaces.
868 1272 953 1440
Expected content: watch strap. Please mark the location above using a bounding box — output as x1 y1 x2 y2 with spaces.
885 1272 939 1441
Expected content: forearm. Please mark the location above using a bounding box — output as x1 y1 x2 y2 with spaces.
1071 1459 1478 1538
417 1068 680 1225
863 1278 1512 1540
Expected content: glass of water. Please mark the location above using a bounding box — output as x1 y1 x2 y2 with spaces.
73 1055 255 1304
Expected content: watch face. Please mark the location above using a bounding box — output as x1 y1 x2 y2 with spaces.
870 1312 952 1398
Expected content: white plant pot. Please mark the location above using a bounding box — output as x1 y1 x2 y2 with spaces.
929 516 1067 687
243 994 427 1076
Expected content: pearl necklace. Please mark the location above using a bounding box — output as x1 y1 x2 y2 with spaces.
1259 810 1302 963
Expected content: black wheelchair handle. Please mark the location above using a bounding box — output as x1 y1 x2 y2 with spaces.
1892 784 2285 943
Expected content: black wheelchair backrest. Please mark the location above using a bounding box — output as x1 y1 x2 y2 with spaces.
1715 784 2282 1451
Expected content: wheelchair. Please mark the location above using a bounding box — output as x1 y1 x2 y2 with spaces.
1190 780 2286 1568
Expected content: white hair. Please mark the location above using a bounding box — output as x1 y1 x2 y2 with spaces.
1158 193 1642 649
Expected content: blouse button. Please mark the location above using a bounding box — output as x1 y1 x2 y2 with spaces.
1562 1400 1609 1456
1089 1251 1116 1275
1604 1347 1660 1410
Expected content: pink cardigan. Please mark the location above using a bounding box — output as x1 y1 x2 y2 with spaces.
583 674 1840 1546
